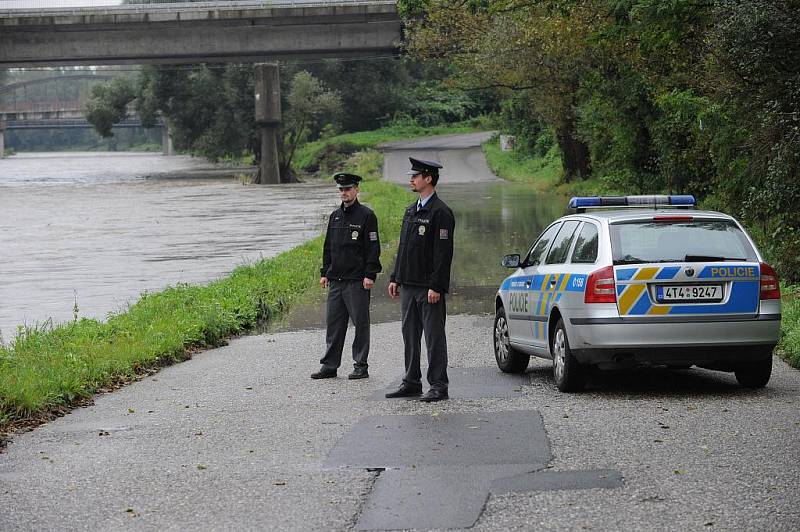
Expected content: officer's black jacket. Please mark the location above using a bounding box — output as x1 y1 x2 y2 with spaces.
321 199 382 281
390 192 455 293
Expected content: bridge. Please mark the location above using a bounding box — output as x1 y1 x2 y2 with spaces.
0 1 404 182
0 73 173 156
0 1 401 68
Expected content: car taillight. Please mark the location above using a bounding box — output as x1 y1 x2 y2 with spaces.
759 262 781 300
585 265 617 303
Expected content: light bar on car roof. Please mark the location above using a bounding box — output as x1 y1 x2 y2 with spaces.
568 195 696 211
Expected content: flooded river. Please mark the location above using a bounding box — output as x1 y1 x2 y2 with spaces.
1 145 565 339
0 152 334 339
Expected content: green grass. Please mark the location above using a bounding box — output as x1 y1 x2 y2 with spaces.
483 141 563 192
777 284 800 368
294 123 482 174
0 153 412 430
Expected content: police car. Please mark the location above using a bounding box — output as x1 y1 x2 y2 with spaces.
494 195 781 392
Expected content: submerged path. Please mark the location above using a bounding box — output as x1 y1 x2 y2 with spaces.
1 136 799 531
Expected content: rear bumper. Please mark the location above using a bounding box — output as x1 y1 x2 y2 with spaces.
568 314 780 368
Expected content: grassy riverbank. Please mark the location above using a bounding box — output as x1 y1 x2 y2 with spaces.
0 155 412 435
483 137 800 369
294 122 483 175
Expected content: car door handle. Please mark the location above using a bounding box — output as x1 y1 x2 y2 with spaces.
549 278 557 287
525 280 532 288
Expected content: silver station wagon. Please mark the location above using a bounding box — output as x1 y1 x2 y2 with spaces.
494 195 781 392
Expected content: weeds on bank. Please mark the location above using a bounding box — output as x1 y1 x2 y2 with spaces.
0 162 412 431
294 122 482 174
777 284 800 368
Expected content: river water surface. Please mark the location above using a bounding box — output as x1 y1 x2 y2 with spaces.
1 146 564 340
0 152 334 338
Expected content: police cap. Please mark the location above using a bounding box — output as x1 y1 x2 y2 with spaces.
405 157 443 176
333 172 362 189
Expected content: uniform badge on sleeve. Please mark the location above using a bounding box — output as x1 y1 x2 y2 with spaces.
439 228 449 239
369 231 378 241
351 231 359 240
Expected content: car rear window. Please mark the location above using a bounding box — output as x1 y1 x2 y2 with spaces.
609 219 757 264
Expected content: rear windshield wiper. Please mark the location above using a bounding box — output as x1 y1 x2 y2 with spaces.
684 255 747 262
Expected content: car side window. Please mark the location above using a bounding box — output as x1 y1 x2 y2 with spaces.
570 222 599 264
545 220 581 264
524 223 562 267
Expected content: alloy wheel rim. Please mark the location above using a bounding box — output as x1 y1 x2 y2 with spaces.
495 316 509 364
553 328 565 383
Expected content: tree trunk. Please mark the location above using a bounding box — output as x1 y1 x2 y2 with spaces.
555 120 591 182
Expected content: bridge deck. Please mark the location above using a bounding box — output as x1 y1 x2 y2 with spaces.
0 1 401 67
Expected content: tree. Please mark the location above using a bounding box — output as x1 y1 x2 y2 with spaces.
85 78 136 137
278 71 343 180
402 0 599 180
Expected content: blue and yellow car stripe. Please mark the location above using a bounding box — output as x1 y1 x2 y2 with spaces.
501 273 587 341
615 264 760 316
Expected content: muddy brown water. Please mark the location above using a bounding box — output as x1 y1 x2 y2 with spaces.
0 152 335 339
0 146 564 340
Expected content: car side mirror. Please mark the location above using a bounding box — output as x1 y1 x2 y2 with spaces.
501 254 521 268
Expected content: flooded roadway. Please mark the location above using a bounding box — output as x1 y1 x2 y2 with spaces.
271 133 564 330
0 152 334 339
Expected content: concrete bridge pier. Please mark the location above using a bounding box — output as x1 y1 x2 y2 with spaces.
254 63 281 184
161 123 173 156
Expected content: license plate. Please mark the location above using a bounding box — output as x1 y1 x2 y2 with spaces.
657 284 722 302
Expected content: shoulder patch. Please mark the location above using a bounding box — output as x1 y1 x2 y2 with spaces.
439 228 449 240
369 231 378 241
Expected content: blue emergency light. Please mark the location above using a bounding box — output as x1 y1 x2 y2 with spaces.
568 195 696 211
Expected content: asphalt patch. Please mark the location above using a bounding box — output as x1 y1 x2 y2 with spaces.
324 411 550 469
369 366 531 401
327 410 623 530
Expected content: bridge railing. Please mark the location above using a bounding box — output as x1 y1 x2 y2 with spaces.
0 0 390 13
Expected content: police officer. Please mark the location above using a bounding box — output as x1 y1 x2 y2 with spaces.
386 158 455 402
312 173 381 380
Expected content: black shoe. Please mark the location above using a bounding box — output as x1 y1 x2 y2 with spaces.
348 367 369 379
385 384 422 398
310 367 337 379
419 389 449 402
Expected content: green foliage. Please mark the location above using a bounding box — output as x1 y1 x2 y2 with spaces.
483 138 562 192
85 78 136 137
777 284 800 368
278 71 343 180
292 122 482 175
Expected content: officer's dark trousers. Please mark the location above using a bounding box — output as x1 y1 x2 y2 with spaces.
320 280 371 370
400 285 449 391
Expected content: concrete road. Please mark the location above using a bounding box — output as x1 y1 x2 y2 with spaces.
2 134 799 530
1 316 799 530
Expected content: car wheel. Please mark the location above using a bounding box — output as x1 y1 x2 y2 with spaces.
734 356 772 388
494 306 530 373
551 318 587 392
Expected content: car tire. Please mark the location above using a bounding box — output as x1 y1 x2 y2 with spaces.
494 306 530 373
551 318 587 392
734 356 772 388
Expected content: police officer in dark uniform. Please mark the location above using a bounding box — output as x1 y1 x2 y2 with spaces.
312 173 382 380
386 158 455 402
